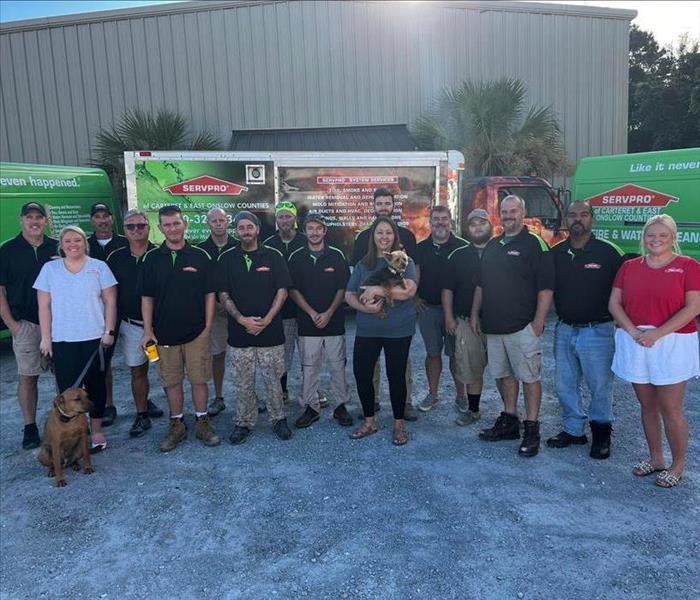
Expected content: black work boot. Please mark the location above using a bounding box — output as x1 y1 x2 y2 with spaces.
295 406 320 429
479 412 520 441
589 421 612 460
519 420 541 457
546 430 587 448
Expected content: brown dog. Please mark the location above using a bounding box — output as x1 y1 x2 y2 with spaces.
359 250 409 318
37 388 94 487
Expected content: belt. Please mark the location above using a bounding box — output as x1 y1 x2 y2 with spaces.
125 318 144 327
559 318 612 328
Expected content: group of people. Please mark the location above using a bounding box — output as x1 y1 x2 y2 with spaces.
0 188 698 488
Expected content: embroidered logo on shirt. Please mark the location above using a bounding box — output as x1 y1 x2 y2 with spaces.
583 263 602 269
507 250 520 256
665 267 684 274
324 267 335 272
182 266 198 272
256 266 271 272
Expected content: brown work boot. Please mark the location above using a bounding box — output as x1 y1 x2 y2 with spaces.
195 415 221 447
160 419 187 452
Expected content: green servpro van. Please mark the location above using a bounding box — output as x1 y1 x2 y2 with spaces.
571 148 700 259
0 162 117 337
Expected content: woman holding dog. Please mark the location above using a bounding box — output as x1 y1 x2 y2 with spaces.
608 214 700 488
345 217 417 445
34 225 117 453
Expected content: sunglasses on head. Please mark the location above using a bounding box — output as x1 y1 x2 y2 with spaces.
125 223 147 231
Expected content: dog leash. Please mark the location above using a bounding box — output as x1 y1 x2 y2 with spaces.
70 344 107 389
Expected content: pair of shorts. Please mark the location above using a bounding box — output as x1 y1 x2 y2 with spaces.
418 305 455 357
453 317 487 385
612 327 700 385
11 320 43 376
157 329 212 388
210 313 229 356
117 320 148 367
487 323 542 383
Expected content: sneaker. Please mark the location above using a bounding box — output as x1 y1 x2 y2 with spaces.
479 412 520 441
455 395 469 414
22 423 41 450
229 425 252 445
546 430 588 448
90 433 107 455
333 404 353 427
129 413 152 438
273 418 292 440
455 410 481 427
318 392 329 408
403 403 418 422
146 399 164 418
195 416 220 446
418 393 438 412
159 419 187 452
102 405 117 427
295 406 320 429
519 420 541 457
207 396 226 416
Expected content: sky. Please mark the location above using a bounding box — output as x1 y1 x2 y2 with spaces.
0 0 698 49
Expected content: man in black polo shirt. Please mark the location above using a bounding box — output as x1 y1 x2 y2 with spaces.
197 207 238 417
106 209 163 438
140 205 220 452
471 195 554 457
218 211 293 444
442 208 492 426
547 201 625 459
414 205 468 413
263 201 308 404
351 187 418 419
288 213 353 429
0 202 58 449
87 201 128 426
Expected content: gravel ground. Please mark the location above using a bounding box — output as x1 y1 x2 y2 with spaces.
1 315 699 600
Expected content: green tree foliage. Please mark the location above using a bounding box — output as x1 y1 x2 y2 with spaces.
412 78 570 178
92 108 222 211
629 26 700 151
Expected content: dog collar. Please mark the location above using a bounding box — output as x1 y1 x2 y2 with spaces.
55 401 77 423
387 266 405 277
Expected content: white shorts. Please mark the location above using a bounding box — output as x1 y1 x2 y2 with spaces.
210 313 229 356
612 327 700 385
117 320 148 367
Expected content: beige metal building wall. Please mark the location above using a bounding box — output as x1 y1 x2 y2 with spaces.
0 0 635 167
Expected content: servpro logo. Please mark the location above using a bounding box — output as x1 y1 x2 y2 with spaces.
585 184 679 208
164 176 249 196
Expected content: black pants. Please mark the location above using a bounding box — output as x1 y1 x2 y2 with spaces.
353 336 412 419
53 339 108 420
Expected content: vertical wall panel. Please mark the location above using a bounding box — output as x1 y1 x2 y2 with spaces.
0 0 634 166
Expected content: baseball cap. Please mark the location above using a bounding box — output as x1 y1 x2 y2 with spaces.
234 211 260 227
303 212 326 227
275 201 297 217
90 202 112 216
20 202 46 217
467 208 490 222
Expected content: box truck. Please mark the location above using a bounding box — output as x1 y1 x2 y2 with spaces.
571 147 700 259
124 151 570 256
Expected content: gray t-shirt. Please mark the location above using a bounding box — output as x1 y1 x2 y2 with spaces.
347 257 417 338
34 257 117 342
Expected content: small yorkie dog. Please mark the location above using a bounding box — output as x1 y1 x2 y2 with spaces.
359 250 409 318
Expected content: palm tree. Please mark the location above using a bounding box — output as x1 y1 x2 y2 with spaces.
92 108 222 212
412 78 570 178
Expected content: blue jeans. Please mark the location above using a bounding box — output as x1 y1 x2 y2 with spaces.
554 321 615 436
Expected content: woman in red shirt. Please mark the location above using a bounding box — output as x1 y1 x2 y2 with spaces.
609 215 700 488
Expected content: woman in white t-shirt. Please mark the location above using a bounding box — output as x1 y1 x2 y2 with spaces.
34 226 117 452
